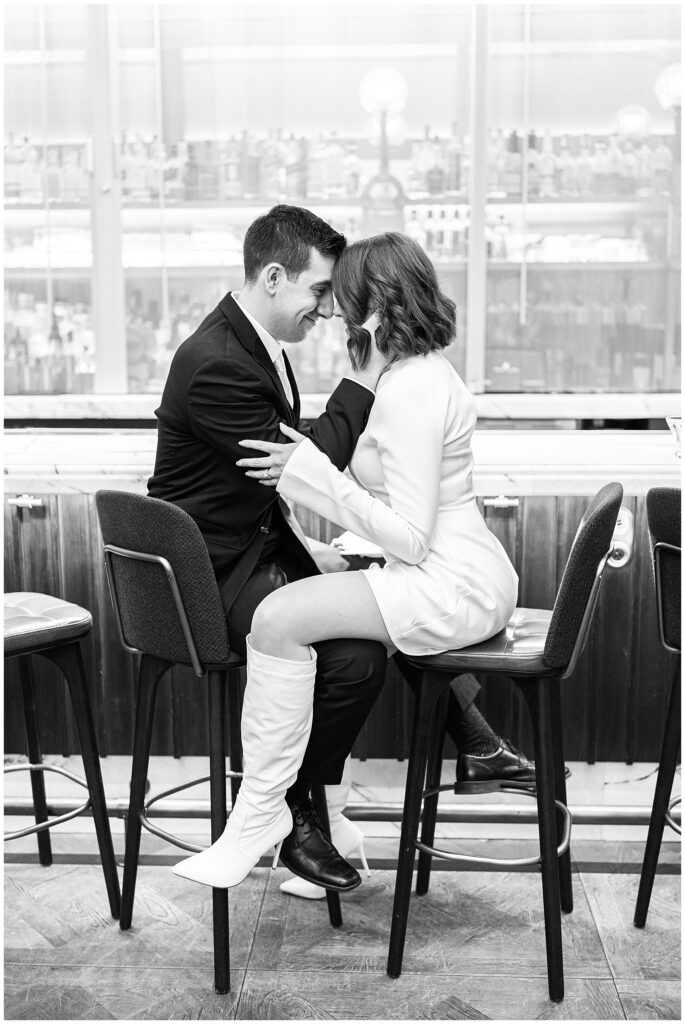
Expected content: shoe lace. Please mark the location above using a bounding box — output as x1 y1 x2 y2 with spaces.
292 798 325 838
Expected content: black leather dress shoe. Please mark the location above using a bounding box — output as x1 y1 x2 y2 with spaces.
456 737 571 791
456 738 536 791
279 798 361 892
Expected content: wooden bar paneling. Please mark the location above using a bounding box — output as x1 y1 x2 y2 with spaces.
3 489 674 764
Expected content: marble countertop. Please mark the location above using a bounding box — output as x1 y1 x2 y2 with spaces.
4 391 680 423
4 428 680 497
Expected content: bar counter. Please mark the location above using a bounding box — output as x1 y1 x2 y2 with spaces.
3 426 680 496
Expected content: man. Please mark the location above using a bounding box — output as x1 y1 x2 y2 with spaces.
149 204 534 892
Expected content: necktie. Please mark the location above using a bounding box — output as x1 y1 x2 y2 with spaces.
273 351 294 407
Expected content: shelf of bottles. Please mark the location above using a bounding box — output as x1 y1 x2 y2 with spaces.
4 121 678 395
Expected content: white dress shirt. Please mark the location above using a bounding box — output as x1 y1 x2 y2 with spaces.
232 292 293 407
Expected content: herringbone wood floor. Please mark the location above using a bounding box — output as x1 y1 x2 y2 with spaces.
4 832 681 1021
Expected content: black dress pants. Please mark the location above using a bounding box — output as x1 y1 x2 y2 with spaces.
223 562 388 786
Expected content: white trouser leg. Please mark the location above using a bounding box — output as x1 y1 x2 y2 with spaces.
173 635 317 888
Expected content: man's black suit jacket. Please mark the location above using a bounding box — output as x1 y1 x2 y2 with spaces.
148 292 373 612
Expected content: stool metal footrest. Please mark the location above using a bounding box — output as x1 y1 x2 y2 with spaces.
3 763 92 841
665 795 681 836
415 784 572 868
139 771 243 853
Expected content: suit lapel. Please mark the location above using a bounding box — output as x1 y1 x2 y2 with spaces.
218 292 296 425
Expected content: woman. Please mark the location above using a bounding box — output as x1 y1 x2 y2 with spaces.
173 232 518 889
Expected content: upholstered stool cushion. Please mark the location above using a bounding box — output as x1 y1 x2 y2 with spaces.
406 608 554 675
4 593 92 655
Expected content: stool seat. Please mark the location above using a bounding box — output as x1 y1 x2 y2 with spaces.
407 608 554 675
4 593 92 655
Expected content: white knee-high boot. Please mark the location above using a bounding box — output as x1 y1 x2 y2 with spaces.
173 635 317 888
279 756 370 900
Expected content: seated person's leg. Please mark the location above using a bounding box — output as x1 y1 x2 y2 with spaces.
394 658 535 785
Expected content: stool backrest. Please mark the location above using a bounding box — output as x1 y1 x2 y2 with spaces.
646 487 681 654
542 482 623 673
95 490 229 674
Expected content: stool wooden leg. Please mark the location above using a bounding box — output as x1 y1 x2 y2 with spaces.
549 679 573 914
227 666 243 808
416 688 449 896
634 657 681 929
312 783 343 928
18 655 52 866
120 654 168 931
44 642 121 919
521 679 564 1003
208 669 230 994
387 672 448 979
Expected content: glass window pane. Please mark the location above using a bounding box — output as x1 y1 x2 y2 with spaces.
484 2 680 394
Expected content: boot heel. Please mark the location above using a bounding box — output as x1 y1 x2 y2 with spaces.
357 840 371 878
272 839 284 871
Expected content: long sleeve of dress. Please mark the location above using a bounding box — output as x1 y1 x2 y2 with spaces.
277 362 445 564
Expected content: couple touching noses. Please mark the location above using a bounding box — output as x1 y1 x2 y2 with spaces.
148 204 535 899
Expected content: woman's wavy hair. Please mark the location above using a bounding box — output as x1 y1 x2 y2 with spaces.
332 232 456 371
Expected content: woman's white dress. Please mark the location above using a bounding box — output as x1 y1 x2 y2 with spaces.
277 351 518 656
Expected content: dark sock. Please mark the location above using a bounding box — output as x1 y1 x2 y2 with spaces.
285 777 311 806
453 702 500 757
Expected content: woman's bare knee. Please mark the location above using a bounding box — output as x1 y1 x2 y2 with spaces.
250 588 302 654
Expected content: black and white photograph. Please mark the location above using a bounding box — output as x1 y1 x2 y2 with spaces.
3 1 681 1020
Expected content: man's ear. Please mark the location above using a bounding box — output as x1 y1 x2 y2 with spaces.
262 262 284 296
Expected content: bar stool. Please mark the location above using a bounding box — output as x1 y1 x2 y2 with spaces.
95 489 342 995
634 487 681 928
387 482 623 1004
3 592 121 920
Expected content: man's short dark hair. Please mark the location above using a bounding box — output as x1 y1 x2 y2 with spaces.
243 204 346 283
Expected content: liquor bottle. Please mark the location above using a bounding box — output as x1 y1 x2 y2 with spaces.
261 129 284 198
199 140 219 200
323 132 346 199
23 144 44 202
591 139 609 197
306 133 326 199
425 135 445 196
504 130 522 197
344 141 362 198
184 142 200 201
61 146 82 203
557 135 577 197
620 139 638 196
526 130 540 198
220 137 243 199
651 136 673 194
538 131 557 198
128 135 151 201
410 125 436 197
148 135 166 201
444 123 462 195
493 214 510 260
43 145 60 202
575 135 594 196
164 141 187 202
635 138 655 193
284 134 307 198
605 134 623 197
241 130 261 198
